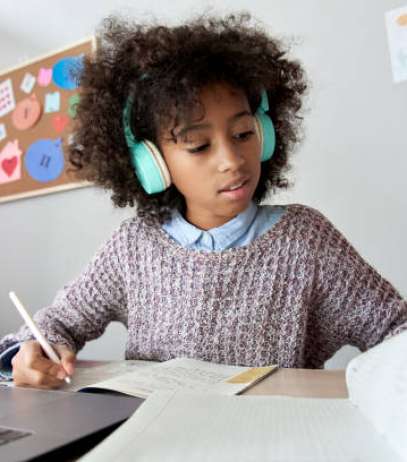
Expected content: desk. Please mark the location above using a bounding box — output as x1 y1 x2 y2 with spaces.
74 361 348 398
245 367 347 398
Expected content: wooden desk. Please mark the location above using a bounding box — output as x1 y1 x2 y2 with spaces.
245 368 348 399
74 361 348 399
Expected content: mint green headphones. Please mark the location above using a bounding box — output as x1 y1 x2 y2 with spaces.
123 89 276 194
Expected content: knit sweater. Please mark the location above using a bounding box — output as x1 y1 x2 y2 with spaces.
1 204 406 368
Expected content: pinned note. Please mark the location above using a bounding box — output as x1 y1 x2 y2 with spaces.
44 91 60 113
52 114 69 133
0 140 23 184
20 72 36 94
25 138 64 182
0 123 6 142
385 5 407 83
37 67 52 87
0 79 16 117
12 94 42 130
68 93 80 118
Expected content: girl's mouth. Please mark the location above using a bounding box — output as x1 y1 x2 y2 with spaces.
218 179 250 200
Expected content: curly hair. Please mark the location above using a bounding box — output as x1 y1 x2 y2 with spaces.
69 12 308 222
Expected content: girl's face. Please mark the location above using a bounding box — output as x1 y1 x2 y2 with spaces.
159 82 261 230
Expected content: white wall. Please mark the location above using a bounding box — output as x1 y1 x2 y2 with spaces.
1 0 406 368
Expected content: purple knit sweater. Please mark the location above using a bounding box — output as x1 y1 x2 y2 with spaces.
1 204 406 368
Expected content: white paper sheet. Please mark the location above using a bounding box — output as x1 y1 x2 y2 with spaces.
346 331 407 461
80 392 402 462
60 360 154 392
385 5 407 83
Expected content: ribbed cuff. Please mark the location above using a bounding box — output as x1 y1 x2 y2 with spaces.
0 343 21 380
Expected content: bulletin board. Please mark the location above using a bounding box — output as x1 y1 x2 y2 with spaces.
0 37 95 203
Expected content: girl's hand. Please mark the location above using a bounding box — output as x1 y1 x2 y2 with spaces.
11 340 76 389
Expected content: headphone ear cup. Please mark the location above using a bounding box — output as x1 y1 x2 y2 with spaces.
129 141 171 194
254 112 276 162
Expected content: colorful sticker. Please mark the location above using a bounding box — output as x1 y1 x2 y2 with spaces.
11 94 42 130
0 140 23 184
0 79 16 117
0 123 6 142
44 91 60 113
51 114 69 133
68 93 80 118
386 6 407 83
37 68 52 87
24 138 64 182
20 72 36 94
52 54 84 90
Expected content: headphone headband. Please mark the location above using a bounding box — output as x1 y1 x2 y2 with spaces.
123 97 137 147
259 89 270 112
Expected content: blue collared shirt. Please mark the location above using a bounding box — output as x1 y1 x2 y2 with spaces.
162 202 287 251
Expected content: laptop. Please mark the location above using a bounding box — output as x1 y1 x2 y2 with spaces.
0 385 144 462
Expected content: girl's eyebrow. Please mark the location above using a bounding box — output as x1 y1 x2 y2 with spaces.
175 110 252 139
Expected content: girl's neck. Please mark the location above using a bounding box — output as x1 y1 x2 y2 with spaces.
183 203 253 231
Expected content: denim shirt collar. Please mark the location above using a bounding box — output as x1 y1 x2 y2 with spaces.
163 202 258 251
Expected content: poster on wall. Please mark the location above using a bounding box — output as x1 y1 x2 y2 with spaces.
385 5 407 83
0 37 95 203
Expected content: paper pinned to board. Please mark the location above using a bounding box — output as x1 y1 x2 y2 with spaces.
20 72 36 94
0 79 16 117
385 5 407 83
0 123 6 142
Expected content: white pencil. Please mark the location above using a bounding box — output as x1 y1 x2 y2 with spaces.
8 291 71 384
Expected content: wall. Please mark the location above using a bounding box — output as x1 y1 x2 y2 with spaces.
1 0 406 368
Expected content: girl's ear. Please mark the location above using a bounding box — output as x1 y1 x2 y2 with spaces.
123 98 172 194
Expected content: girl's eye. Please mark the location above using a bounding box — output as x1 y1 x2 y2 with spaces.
186 131 254 153
187 144 209 153
234 130 255 140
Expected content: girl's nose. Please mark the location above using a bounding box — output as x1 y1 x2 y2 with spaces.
216 142 245 173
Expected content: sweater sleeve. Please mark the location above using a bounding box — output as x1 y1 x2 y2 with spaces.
0 220 132 355
305 207 407 366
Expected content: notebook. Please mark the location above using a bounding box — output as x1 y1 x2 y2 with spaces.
62 357 278 398
80 331 407 462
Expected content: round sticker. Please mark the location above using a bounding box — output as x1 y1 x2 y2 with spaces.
25 138 64 183
11 95 42 130
52 55 84 90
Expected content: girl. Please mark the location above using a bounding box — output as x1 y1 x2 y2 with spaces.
1 13 406 389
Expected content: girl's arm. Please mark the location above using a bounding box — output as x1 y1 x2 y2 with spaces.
0 220 131 356
305 209 407 366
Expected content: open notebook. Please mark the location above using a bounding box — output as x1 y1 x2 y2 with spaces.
61 357 277 398
80 331 407 462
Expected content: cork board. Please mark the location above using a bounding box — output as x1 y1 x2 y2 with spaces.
0 37 95 203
